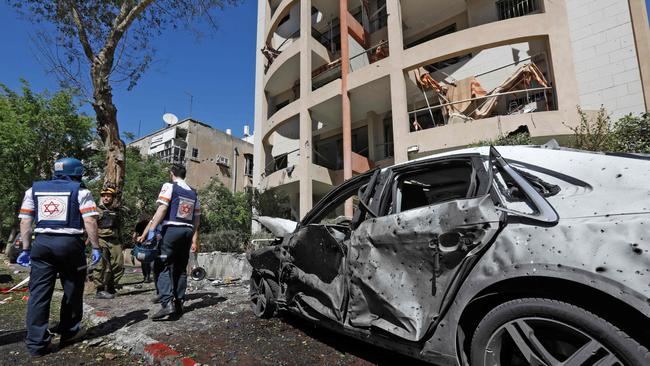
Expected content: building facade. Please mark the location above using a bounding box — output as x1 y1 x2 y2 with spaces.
253 0 650 220
129 119 254 192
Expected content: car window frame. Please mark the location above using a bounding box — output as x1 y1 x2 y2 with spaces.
299 169 376 227
380 154 488 216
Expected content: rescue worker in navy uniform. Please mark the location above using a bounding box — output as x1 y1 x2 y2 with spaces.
17 158 101 357
137 164 200 320
93 187 124 299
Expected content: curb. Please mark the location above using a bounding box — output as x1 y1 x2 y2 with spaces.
83 303 199 365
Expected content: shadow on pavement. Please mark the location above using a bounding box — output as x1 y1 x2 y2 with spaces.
282 315 431 366
183 292 227 313
82 309 149 342
0 330 26 346
118 288 155 297
0 274 13 283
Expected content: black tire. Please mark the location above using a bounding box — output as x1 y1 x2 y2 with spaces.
249 272 277 318
470 298 650 366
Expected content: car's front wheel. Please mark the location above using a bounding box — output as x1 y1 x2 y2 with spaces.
471 298 649 366
249 272 277 318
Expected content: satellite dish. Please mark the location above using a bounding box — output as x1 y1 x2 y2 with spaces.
163 113 179 125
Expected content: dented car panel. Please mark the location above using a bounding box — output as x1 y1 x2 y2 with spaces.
248 146 650 365
347 195 502 341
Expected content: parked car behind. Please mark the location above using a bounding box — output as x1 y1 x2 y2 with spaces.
249 145 650 365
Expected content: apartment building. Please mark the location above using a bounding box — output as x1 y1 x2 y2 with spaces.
253 0 650 220
129 118 254 192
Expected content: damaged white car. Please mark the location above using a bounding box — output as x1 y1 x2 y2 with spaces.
248 146 650 366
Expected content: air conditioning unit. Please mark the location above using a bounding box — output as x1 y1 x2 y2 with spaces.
216 155 230 167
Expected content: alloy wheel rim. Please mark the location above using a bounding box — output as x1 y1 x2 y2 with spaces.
483 317 623 366
250 276 268 316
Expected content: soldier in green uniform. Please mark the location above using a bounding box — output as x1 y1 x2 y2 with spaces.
93 187 124 299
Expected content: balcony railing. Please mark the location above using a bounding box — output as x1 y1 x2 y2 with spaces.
349 40 389 72
262 29 300 73
263 148 299 176
496 0 540 20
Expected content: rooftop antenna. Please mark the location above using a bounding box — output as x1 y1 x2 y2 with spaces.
185 91 194 119
163 113 179 126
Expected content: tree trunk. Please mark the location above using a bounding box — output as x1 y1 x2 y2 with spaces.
5 225 18 253
91 61 125 205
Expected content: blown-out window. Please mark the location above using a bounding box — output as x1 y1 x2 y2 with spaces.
393 159 477 213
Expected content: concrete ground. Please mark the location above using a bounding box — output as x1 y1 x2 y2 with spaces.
1 260 429 365
0 260 140 365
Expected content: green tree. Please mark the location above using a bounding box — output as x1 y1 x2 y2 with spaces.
251 188 293 220
88 147 170 245
0 81 93 244
198 178 252 252
8 0 241 200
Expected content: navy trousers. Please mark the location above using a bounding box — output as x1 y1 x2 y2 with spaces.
157 226 193 306
26 234 85 355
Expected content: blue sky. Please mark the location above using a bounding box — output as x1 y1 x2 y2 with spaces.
0 1 257 140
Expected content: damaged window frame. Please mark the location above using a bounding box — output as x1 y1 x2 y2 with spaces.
300 170 376 228
377 154 492 217
487 146 559 225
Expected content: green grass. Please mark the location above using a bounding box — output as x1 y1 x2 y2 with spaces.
0 262 62 329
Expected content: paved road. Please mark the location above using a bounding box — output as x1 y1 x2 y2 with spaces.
85 266 430 365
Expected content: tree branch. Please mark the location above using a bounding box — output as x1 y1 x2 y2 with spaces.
68 1 95 62
103 0 155 59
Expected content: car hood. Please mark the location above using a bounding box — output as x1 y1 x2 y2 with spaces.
254 216 298 237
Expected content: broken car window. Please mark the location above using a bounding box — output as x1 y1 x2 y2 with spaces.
395 160 476 213
493 165 561 202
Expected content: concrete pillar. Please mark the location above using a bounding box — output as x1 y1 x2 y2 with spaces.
252 0 270 189
366 111 379 162
628 0 650 111
340 0 354 217
386 0 409 163
544 0 580 116
252 0 271 232
299 0 313 219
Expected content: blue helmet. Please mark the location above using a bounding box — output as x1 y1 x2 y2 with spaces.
53 157 84 177
133 244 158 263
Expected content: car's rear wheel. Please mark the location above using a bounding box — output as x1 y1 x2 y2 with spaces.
249 272 276 318
470 298 649 366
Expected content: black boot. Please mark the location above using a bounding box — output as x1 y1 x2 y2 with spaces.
174 299 184 316
151 302 175 321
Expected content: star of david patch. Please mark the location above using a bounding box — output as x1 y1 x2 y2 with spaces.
176 197 195 220
37 196 68 221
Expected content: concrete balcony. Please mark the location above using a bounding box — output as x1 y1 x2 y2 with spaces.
259 162 346 192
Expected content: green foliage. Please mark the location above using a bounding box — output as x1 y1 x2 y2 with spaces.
565 107 650 153
610 112 650 154
468 131 533 147
88 147 170 246
198 178 252 252
565 107 613 151
0 81 93 238
251 188 294 220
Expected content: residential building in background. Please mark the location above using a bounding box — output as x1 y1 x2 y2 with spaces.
129 118 254 192
253 0 650 220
